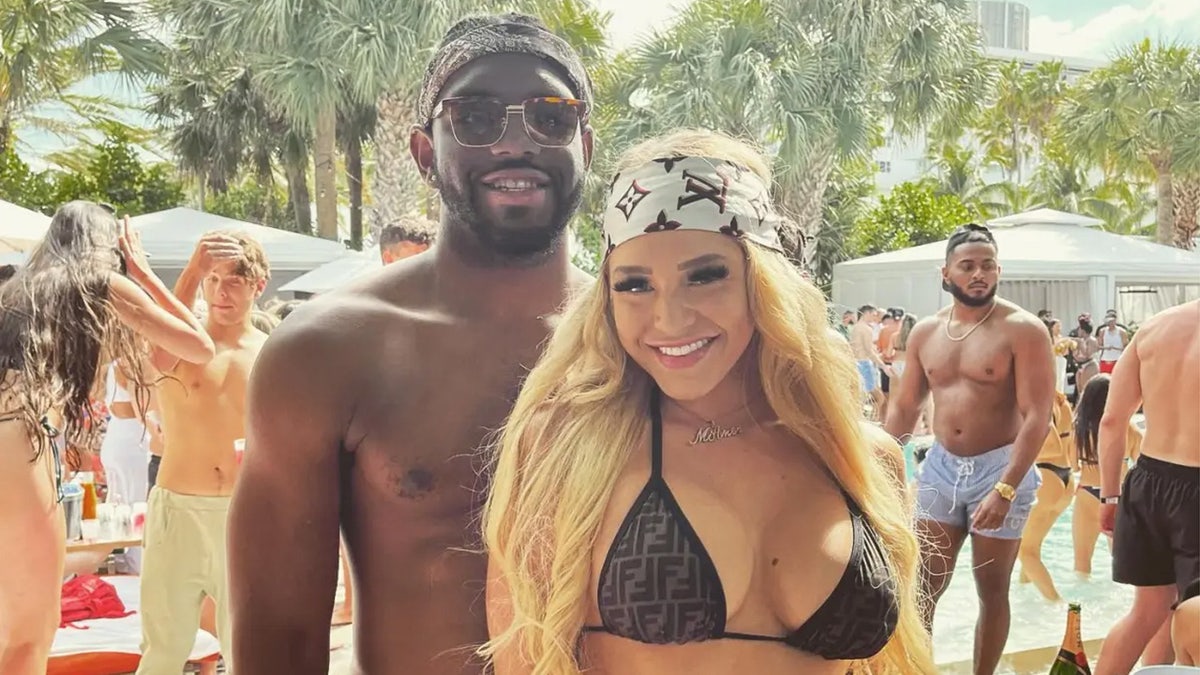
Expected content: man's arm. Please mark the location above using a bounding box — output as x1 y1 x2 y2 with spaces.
228 306 352 674
884 321 933 441
854 327 885 367
1099 335 1142 499
148 234 243 372
998 318 1056 488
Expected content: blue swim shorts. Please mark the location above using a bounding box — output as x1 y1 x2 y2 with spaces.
915 442 1040 540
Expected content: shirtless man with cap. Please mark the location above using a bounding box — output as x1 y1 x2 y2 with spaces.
227 14 594 674
886 223 1055 675
1094 299 1200 675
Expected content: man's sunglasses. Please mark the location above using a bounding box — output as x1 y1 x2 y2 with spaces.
430 96 588 148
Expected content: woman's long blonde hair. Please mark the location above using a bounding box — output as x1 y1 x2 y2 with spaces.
481 130 933 675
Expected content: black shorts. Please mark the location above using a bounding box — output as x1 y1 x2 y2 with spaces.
148 454 161 490
880 368 891 393
1113 455 1200 596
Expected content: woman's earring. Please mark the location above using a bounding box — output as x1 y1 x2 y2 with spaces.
427 168 440 189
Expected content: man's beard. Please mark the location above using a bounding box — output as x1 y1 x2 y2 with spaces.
945 279 997 307
439 168 584 268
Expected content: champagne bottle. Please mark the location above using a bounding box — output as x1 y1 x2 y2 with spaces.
1049 603 1092 675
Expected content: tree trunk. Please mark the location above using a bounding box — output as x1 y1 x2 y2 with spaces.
314 107 339 241
347 133 363 251
285 155 312 236
1154 163 1174 245
373 91 418 230
780 147 836 270
1173 173 1199 250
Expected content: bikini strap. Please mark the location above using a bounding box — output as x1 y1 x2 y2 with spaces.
650 387 663 478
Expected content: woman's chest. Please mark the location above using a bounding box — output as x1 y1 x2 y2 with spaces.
588 444 856 632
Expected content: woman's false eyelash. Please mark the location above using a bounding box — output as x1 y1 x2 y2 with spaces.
689 265 730 284
611 265 730 293
612 276 648 293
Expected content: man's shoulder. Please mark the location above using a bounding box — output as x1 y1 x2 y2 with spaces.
1144 300 1200 333
997 300 1044 333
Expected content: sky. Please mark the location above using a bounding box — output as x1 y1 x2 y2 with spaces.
593 0 1200 61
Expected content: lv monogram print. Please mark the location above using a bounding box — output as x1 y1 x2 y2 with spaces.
596 484 723 644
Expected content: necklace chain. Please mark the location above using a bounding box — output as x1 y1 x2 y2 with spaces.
945 301 998 342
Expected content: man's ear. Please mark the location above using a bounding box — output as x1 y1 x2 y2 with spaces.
410 125 437 186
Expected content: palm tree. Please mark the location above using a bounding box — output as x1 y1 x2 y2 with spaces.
0 0 167 153
1058 39 1200 246
156 0 460 241
606 0 983 266
338 99 376 249
147 49 314 234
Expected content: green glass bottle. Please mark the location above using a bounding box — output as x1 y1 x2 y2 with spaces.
1049 603 1092 675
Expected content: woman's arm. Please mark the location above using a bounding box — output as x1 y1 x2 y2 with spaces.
109 274 214 365
486 557 532 675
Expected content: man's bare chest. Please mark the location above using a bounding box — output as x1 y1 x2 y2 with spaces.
348 326 548 504
159 347 259 409
921 331 1014 387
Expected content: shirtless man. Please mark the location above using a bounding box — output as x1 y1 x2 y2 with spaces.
1094 299 1200 675
851 304 886 415
137 232 270 675
885 224 1055 675
379 215 437 265
227 14 594 674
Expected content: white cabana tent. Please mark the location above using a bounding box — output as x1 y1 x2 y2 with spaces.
130 208 351 298
832 208 1200 325
0 200 51 252
278 248 382 297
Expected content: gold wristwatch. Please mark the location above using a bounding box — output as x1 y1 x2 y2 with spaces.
993 481 1016 502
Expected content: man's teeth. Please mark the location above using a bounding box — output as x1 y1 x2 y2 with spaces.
487 179 541 191
657 338 712 357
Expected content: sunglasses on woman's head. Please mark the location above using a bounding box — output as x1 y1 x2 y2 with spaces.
430 96 588 148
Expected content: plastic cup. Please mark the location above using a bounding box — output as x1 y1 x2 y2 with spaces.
80 519 100 540
234 438 246 465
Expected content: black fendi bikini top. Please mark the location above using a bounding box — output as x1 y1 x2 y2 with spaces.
581 389 899 661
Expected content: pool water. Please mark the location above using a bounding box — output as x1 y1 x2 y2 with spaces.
930 500 1133 668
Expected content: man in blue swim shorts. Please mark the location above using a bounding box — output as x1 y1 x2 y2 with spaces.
885 224 1057 675
850 304 885 414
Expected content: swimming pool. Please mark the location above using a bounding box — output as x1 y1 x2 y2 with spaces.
931 499 1133 671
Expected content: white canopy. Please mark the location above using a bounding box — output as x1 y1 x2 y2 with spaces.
832 208 1200 324
0 200 51 252
129 208 348 271
988 207 1104 228
278 248 382 295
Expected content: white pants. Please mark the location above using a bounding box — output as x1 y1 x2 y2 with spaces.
100 417 148 572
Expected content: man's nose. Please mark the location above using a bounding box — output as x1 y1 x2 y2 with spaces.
490 108 540 158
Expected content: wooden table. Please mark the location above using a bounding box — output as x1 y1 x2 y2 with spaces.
65 537 142 555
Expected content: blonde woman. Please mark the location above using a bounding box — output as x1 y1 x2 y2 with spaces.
481 131 933 675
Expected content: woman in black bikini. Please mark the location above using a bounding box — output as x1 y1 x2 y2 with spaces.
1017 384 1075 602
0 202 213 675
1071 374 1141 577
480 131 933 675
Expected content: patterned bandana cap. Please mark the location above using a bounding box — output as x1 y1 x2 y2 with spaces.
602 156 785 255
418 13 593 126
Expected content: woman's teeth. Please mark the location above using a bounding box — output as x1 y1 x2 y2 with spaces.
657 338 712 357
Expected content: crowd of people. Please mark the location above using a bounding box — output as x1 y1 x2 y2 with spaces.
0 11 1196 675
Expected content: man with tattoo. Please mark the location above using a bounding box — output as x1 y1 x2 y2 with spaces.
227 14 594 674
